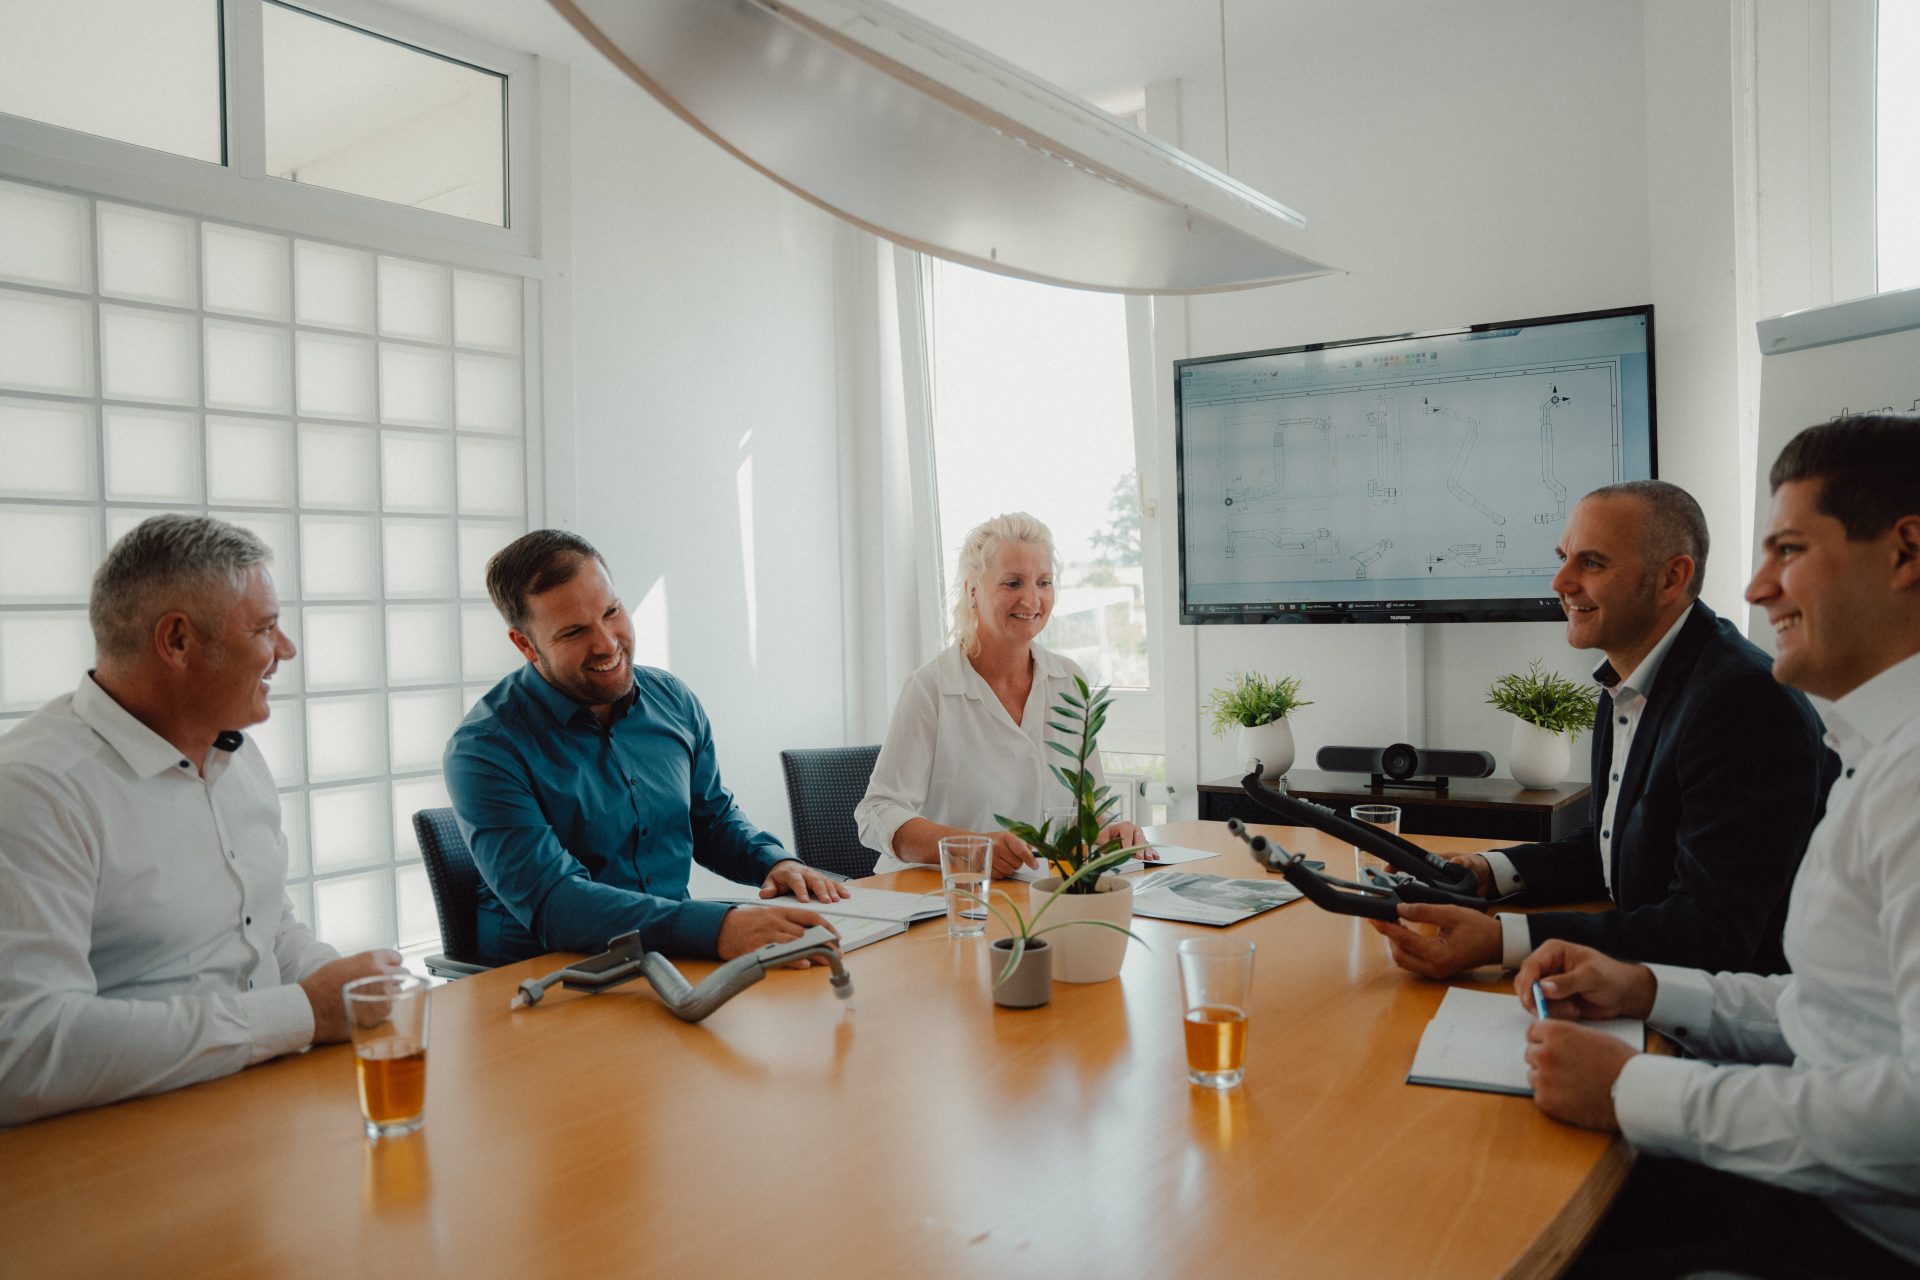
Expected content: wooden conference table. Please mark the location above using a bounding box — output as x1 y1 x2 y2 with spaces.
0 821 1629 1279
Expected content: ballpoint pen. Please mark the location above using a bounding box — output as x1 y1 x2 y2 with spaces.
1531 979 1550 1020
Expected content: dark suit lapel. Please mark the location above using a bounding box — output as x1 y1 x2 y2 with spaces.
1611 604 1718 887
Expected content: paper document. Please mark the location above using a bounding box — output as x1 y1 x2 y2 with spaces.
1007 843 1221 883
1128 870 1302 926
696 881 946 925
1407 988 1644 1097
809 912 908 953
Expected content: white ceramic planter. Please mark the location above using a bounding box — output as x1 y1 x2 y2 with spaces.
1508 717 1572 789
1029 874 1134 983
1237 718 1295 781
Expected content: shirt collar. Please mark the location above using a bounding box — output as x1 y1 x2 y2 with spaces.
1592 602 1694 698
1824 649 1920 762
936 642 1072 697
512 660 636 729
70 673 241 779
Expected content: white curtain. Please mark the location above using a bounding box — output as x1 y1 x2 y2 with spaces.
832 227 946 744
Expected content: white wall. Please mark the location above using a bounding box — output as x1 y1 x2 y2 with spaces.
1153 0 1669 790
555 70 848 844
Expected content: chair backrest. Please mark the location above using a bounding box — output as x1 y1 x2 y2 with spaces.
779 746 883 879
413 807 482 964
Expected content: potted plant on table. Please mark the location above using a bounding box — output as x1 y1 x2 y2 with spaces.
980 677 1150 989
1486 660 1599 788
1206 671 1311 781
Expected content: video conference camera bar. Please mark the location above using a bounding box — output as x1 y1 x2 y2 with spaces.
1314 743 1496 794
1226 767 1487 921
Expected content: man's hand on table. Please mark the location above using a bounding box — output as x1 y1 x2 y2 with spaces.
1441 851 1497 897
1368 903 1502 978
719 904 841 967
1099 821 1153 859
1513 940 1657 1132
759 858 852 904
300 949 404 1044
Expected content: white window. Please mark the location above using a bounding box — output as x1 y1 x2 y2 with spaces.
0 175 531 954
920 258 1165 806
924 260 1149 689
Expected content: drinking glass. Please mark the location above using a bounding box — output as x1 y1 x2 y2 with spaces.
344 973 430 1140
938 835 991 938
1351 803 1402 884
1178 936 1256 1089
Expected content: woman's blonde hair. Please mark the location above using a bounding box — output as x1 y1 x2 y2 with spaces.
950 512 1057 658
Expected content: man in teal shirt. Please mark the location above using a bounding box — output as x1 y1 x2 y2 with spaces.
444 530 847 965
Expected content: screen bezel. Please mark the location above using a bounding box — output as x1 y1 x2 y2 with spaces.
1173 303 1657 625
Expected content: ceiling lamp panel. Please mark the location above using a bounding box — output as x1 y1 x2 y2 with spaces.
550 0 1338 294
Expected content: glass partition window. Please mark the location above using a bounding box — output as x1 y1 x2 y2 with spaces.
0 176 530 954
924 260 1149 689
0 0 223 165
263 2 509 227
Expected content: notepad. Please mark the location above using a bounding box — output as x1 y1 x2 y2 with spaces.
1406 988 1644 1097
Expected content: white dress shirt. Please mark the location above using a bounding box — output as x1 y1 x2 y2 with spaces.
1488 604 1694 967
1609 649 1920 1264
856 643 1105 873
0 675 336 1126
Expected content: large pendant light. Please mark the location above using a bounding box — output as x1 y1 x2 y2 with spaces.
550 0 1338 294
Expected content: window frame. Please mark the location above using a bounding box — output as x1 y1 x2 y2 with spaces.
0 0 539 263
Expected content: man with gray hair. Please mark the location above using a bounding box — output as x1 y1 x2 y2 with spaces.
0 514 396 1126
1375 479 1833 979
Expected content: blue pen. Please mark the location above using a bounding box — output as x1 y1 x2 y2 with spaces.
1531 979 1550 1020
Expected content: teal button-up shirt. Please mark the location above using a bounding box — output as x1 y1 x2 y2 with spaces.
444 663 790 963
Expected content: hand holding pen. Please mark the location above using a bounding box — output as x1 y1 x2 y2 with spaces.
1514 939 1659 1022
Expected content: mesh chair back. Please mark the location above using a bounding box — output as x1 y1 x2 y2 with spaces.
413 807 482 964
779 746 883 879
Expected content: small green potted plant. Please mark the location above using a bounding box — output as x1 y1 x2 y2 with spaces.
987 677 1150 987
1486 660 1599 788
1205 671 1311 780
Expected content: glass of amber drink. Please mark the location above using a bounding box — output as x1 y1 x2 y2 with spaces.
1178 937 1256 1089
343 974 430 1140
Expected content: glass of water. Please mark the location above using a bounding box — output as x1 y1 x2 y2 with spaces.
1351 803 1402 884
937 835 992 938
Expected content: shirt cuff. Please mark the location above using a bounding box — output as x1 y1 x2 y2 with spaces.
1611 1052 1705 1159
1644 963 1718 1046
243 981 318 1063
652 898 737 959
1498 912 1535 969
1483 850 1525 897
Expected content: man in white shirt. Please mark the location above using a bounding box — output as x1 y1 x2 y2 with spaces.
1517 414 1920 1277
0 515 398 1127
1376 480 1831 979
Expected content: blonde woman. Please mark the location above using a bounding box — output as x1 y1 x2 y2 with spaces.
855 512 1147 877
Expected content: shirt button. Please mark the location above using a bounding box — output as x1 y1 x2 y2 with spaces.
1611 772 1619 781
178 760 190 769
1618 716 1628 726
246 979 255 990
228 849 236 859
244 915 252 925
1602 830 1610 839
1845 767 1856 779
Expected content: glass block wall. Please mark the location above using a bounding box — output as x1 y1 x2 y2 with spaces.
0 176 530 954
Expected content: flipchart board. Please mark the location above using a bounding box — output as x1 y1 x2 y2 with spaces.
1749 286 1920 652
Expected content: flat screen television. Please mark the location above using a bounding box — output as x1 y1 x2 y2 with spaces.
1175 305 1655 624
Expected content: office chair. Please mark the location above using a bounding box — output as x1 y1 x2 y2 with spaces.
779 745 883 879
413 807 491 978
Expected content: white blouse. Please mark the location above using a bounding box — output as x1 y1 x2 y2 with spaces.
855 644 1106 872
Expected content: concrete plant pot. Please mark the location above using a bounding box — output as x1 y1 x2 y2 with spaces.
989 936 1052 1008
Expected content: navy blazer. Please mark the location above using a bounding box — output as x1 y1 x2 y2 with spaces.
1504 603 1835 973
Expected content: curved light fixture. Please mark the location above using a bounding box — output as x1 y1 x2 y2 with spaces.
549 0 1339 294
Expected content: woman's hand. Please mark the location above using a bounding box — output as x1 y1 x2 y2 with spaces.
987 830 1039 878
1098 821 1151 859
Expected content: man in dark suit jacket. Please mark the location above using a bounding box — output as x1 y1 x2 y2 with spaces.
1375 481 1832 979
